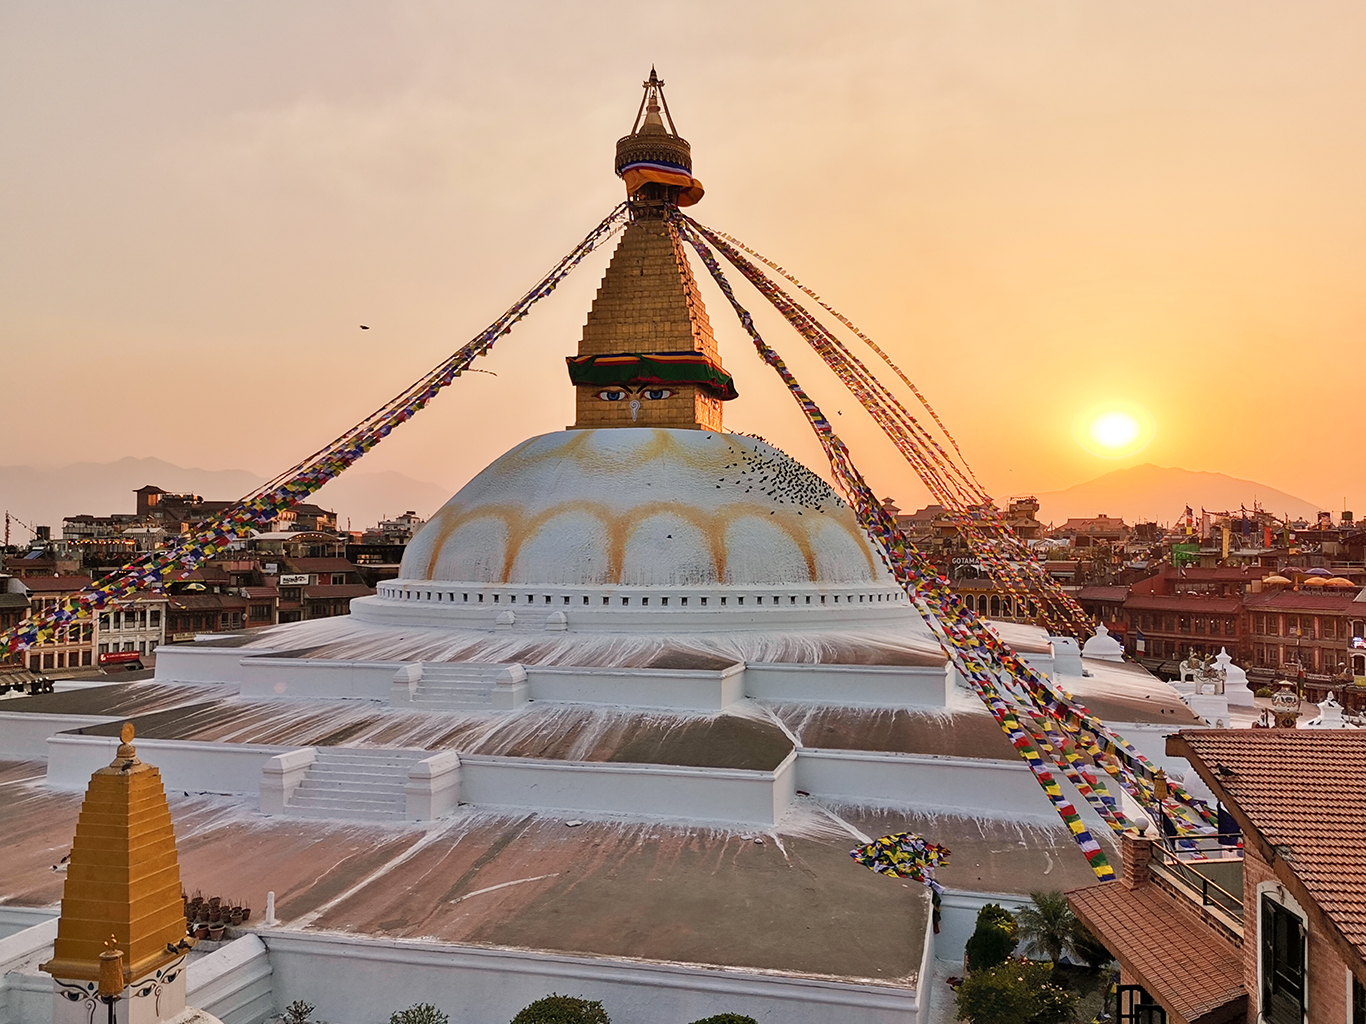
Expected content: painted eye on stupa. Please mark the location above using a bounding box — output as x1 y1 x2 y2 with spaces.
641 388 674 401
597 389 629 402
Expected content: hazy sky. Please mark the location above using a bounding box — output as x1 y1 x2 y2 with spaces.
4 2 1363 519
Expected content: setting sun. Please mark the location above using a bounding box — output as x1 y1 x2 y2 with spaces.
1090 411 1140 450
1073 402 1156 459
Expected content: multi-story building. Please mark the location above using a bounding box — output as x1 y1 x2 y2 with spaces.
1116 566 1265 670
1070 729 1366 1024
96 593 167 662
10 575 95 672
165 594 247 641
1243 588 1364 698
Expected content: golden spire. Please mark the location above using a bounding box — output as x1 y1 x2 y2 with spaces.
42 722 193 984
567 71 732 431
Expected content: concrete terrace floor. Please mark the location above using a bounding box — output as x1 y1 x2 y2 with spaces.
2 759 938 986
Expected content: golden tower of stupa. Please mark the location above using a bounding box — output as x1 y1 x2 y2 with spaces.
566 68 735 433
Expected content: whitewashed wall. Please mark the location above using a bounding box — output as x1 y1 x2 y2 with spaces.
458 752 797 827
0 714 118 761
260 928 926 1024
745 662 950 707
794 749 1046 818
46 734 290 796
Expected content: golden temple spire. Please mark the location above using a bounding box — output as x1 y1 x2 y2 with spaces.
567 71 733 432
43 722 193 990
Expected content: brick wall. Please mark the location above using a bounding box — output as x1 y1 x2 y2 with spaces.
1242 845 1351 1023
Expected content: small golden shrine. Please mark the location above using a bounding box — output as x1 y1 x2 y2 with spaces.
42 722 192 986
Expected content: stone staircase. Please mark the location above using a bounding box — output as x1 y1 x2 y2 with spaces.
391 662 528 711
282 749 424 822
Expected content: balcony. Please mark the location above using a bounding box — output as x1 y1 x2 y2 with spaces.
1149 834 1244 937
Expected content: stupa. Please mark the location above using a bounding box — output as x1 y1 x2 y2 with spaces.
0 71 1205 1024
41 723 218 1024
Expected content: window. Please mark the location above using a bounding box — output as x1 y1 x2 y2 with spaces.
150 609 161 627
1262 895 1306 1024
1352 974 1365 1024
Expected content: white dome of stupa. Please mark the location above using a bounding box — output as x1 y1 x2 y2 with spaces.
333 427 937 663
400 428 889 588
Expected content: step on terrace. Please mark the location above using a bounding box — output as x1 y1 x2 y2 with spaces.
390 662 529 711
278 748 425 822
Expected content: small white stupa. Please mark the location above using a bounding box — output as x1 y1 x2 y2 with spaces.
1214 647 1254 707
1081 623 1125 663
1304 692 1357 729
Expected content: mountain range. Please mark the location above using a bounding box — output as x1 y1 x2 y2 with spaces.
0 457 1326 543
1031 464 1325 527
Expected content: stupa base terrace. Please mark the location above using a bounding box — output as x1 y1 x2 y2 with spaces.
0 622 1202 1024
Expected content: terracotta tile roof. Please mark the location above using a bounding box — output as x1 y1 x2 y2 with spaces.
283 558 357 573
17 575 94 592
1177 729 1366 965
302 584 373 599
1076 585 1131 602
1243 590 1361 611
1123 594 1243 614
1069 880 1245 1021
167 595 247 611
241 587 279 599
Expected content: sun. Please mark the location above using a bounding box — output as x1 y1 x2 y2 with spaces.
1073 402 1155 459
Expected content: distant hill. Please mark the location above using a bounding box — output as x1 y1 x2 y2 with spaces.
1032 464 1326 527
0 457 452 540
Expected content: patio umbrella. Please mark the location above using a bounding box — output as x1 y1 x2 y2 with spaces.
1327 578 1358 588
1305 567 1332 577
851 832 950 931
1262 575 1292 585
1303 577 1328 586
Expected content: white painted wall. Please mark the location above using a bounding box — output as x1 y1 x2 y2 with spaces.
458 753 795 827
187 934 274 1024
744 662 950 708
237 658 405 701
261 928 925 1024
0 713 118 761
47 734 291 797
154 645 264 685
935 889 1029 962
0 917 58 1024
794 749 1047 819
526 664 744 711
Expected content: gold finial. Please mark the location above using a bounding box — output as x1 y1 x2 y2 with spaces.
97 935 125 998
115 721 138 765
1153 768 1169 800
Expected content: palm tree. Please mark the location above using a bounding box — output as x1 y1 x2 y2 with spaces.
1014 891 1076 963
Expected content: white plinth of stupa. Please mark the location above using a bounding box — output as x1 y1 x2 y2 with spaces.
52 966 198 1024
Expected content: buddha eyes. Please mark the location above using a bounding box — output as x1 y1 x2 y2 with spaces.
596 388 674 401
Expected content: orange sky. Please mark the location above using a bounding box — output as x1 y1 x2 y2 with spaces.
3 2 1363 519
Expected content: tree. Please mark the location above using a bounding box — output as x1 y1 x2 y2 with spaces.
688 1016 758 1024
1070 920 1114 968
965 902 1019 972
509 994 611 1024
1014 891 1078 964
956 959 1077 1024
279 1002 315 1024
390 1006 449 1024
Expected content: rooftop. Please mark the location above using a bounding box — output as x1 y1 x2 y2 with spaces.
1069 879 1245 1022
1173 729 1366 966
